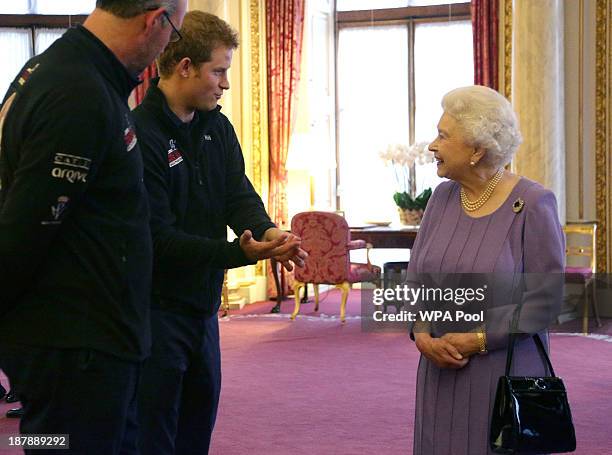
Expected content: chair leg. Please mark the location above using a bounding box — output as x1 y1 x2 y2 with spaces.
591 279 602 328
336 282 351 323
291 282 305 320
582 283 590 335
313 284 320 312
221 270 230 317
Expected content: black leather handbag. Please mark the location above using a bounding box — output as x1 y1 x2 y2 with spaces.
490 329 576 454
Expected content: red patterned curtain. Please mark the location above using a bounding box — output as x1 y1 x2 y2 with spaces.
471 0 499 89
266 0 305 227
265 0 306 299
131 63 158 107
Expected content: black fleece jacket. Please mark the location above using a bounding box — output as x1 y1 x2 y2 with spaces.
132 80 275 316
0 26 152 360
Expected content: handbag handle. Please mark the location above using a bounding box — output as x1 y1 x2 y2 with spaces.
505 206 557 378
505 331 556 377
505 302 556 377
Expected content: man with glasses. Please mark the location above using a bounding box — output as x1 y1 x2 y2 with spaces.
132 11 306 454
0 1 187 453
162 10 183 42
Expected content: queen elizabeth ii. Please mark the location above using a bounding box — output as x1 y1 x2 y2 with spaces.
408 85 565 454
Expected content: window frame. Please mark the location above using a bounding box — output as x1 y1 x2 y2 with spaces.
334 2 471 209
0 14 87 56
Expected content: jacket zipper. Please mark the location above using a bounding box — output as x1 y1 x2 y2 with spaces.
194 161 204 185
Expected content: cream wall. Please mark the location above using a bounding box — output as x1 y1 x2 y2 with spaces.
512 0 608 263
563 0 612 314
564 0 612 276
512 0 566 222
565 0 598 223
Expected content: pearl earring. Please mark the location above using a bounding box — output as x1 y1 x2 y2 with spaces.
470 161 475 166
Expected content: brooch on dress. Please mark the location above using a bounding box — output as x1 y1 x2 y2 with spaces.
512 198 525 213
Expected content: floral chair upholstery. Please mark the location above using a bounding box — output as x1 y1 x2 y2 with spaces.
290 211 381 322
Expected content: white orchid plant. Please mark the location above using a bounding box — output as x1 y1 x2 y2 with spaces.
379 142 434 211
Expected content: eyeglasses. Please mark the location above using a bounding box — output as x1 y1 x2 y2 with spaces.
162 11 182 43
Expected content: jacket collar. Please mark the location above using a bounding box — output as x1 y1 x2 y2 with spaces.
63 25 141 100
141 78 222 130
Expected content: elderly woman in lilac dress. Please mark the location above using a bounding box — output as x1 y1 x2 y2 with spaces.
408 85 565 454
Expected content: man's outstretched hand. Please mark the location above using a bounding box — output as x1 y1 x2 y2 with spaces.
239 228 307 271
263 228 308 271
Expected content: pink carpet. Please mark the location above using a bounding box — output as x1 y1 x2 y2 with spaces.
0 291 610 454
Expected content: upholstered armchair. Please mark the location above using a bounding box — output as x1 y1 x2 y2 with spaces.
290 211 381 323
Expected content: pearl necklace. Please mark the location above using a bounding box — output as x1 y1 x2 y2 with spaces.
460 169 504 212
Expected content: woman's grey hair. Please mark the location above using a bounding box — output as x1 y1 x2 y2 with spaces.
96 0 178 18
441 85 522 168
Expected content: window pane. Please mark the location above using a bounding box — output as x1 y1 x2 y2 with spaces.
337 25 409 223
337 0 409 11
0 1 29 14
35 28 67 55
410 0 467 5
35 0 96 15
414 20 473 192
306 9 335 211
337 0 466 10
0 28 32 99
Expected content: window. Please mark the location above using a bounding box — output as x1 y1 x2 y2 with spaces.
0 1 94 96
337 0 410 10
336 0 467 11
0 1 96 15
286 0 336 219
34 1 96 15
337 24 410 222
0 1 29 15
0 29 32 97
35 28 67 55
413 20 473 192
336 2 473 223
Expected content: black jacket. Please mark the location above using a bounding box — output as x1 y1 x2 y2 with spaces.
0 26 152 361
132 81 275 316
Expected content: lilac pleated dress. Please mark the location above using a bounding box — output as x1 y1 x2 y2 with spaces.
408 177 565 455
